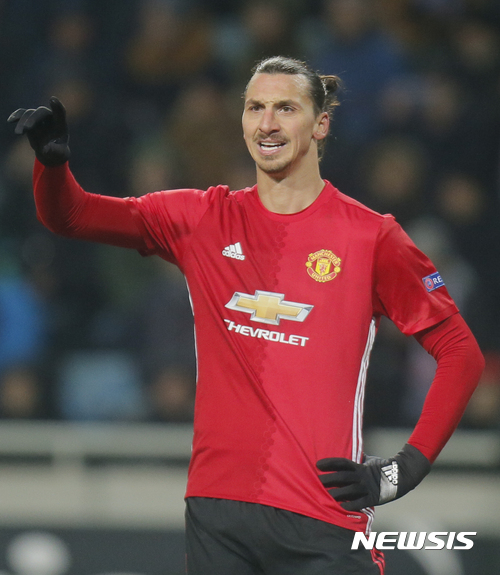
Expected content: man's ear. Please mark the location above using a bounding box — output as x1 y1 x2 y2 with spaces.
313 112 330 141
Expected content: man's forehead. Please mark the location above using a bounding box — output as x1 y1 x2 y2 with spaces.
245 73 310 102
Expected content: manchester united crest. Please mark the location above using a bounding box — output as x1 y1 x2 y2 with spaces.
306 249 341 283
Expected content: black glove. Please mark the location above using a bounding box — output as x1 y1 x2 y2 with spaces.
317 443 431 511
7 97 70 167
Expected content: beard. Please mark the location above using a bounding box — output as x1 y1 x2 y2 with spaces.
255 154 292 176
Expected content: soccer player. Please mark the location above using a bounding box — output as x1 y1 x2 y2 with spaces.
9 56 484 574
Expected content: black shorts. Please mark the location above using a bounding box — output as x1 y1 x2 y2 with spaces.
185 497 384 575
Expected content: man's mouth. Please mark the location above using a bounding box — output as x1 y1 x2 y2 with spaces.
258 141 286 155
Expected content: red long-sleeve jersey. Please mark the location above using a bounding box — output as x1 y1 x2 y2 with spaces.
33 160 484 532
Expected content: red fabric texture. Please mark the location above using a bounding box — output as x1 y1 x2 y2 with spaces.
33 159 145 249
409 313 485 463
372 218 459 335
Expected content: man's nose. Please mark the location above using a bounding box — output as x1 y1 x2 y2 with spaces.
258 109 280 134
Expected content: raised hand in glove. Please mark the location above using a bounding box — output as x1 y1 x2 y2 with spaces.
7 97 70 167
317 443 431 511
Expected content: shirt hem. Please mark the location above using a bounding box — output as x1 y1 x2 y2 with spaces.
184 491 368 532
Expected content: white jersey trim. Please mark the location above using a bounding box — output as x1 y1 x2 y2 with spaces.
184 277 198 386
352 317 376 463
363 506 375 535
352 318 376 532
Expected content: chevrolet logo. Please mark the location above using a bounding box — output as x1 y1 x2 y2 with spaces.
225 290 313 325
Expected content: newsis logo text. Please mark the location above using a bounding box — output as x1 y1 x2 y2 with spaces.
352 531 476 551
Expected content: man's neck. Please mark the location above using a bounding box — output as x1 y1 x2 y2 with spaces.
256 168 326 215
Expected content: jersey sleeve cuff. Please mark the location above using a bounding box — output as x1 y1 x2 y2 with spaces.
400 305 459 336
125 197 157 256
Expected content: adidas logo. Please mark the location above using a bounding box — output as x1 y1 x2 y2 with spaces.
382 461 398 486
222 242 246 261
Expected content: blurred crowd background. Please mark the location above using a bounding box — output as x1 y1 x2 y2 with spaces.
0 0 499 430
